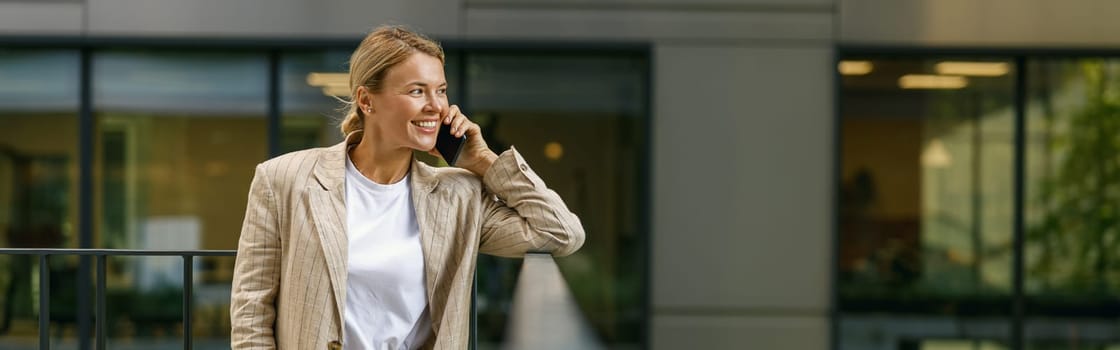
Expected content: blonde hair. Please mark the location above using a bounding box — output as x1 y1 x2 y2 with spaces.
340 25 445 136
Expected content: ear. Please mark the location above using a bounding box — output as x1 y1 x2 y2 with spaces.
355 86 375 114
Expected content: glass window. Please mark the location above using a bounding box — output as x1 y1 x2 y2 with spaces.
280 50 350 153
104 255 183 348
1025 59 1120 346
0 49 80 249
93 50 269 347
465 52 648 347
838 57 1017 348
0 49 80 348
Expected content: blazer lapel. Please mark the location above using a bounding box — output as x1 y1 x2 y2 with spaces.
309 135 354 329
409 158 442 327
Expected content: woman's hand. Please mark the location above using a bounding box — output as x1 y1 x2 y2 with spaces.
430 105 498 177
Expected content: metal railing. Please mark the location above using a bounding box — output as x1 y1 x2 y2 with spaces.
0 248 236 350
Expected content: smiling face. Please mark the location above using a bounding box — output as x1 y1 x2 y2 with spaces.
358 52 448 152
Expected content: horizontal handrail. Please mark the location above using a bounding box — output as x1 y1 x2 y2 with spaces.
0 248 236 256
505 253 603 350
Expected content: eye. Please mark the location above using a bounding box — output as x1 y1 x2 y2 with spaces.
436 88 447 95
408 88 423 96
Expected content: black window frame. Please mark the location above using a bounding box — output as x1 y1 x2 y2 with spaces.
832 45 1120 350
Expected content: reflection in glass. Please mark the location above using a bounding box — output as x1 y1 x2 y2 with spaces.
1026 59 1120 298
840 58 1016 309
838 58 1016 348
93 50 268 348
466 53 648 347
0 49 80 348
1024 59 1120 346
93 50 268 251
191 256 236 347
280 50 350 153
104 256 183 349
841 56 1120 349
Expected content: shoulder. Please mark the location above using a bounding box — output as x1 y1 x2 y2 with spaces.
255 146 330 186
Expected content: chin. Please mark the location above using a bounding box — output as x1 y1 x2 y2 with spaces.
409 141 436 151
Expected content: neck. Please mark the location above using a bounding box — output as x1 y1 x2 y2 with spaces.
348 132 412 185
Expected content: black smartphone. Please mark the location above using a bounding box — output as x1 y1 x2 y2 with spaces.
435 123 467 166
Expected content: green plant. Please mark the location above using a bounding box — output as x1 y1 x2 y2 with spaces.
1029 60 1120 294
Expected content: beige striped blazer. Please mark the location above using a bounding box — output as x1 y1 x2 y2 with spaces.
230 131 585 349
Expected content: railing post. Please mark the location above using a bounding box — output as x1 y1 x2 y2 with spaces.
96 255 106 350
183 255 193 350
39 254 50 350
78 255 92 350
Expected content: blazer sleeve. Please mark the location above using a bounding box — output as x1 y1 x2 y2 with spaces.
479 147 586 257
230 163 282 349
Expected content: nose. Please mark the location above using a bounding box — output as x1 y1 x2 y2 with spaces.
423 93 445 115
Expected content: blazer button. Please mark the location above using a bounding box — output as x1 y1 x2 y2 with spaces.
328 340 342 350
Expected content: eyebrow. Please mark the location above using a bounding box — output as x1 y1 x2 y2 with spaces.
405 81 448 87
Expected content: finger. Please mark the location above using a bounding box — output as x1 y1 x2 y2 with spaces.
451 114 468 137
444 105 460 124
462 120 481 138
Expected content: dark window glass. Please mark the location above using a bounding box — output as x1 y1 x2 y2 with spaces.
93 50 269 347
0 49 80 348
838 57 1016 348
1024 59 1120 347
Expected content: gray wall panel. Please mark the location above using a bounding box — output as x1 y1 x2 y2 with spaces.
86 0 461 38
465 8 832 41
652 45 833 311
0 2 83 35
841 0 1120 46
467 0 833 7
653 314 829 349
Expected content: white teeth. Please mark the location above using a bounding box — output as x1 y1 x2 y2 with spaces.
413 121 437 128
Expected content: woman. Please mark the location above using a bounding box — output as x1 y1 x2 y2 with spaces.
230 26 585 350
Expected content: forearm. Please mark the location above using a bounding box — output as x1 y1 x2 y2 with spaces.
462 150 498 178
480 147 586 257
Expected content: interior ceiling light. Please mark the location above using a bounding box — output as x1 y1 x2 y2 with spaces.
307 72 350 97
935 61 1010 77
838 60 873 76
899 74 968 90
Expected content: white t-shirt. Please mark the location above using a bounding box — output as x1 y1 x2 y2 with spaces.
343 155 431 350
